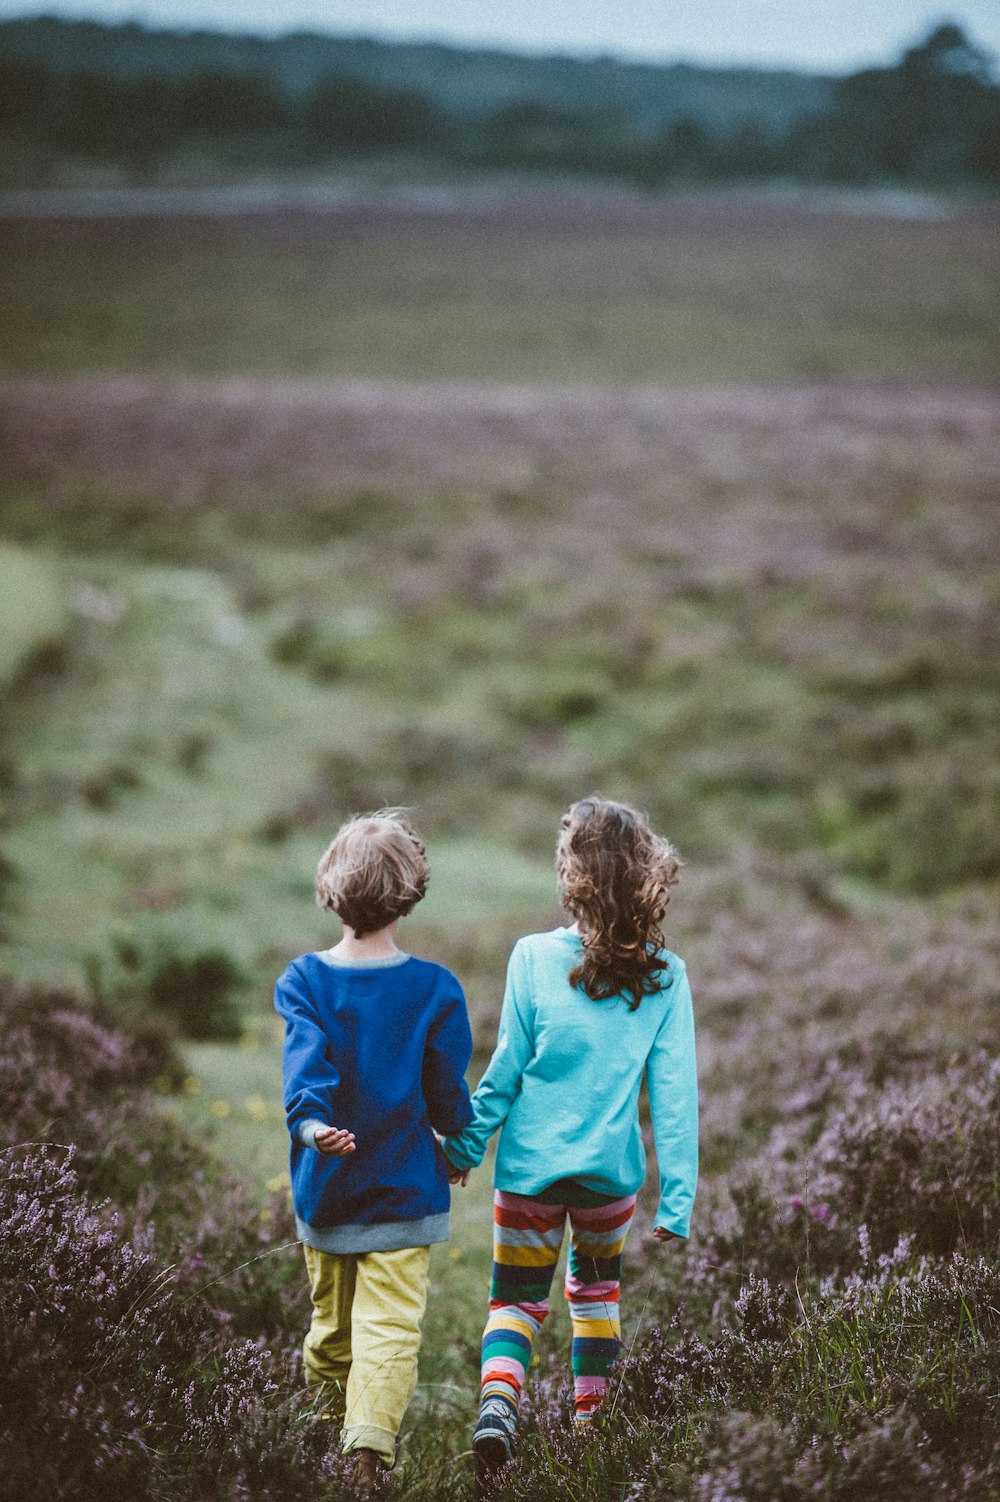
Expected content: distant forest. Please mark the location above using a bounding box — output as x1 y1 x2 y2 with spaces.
0 16 998 188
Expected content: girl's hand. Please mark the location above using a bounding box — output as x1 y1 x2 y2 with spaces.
652 1226 681 1244
314 1126 356 1157
446 1164 470 1187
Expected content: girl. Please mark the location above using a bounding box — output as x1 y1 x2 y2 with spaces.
442 796 698 1489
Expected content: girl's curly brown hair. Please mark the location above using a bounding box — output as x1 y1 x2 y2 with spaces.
556 796 680 1010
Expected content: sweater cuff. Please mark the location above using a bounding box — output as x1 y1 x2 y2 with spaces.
441 1134 481 1171
655 1207 691 1239
298 1118 328 1150
654 1222 689 1240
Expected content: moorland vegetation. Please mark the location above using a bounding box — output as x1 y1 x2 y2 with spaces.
0 188 998 1498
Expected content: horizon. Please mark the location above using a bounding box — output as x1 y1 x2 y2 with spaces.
1 1 999 76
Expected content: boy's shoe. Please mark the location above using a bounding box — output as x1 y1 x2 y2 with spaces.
473 1398 516 1496
353 1448 389 1494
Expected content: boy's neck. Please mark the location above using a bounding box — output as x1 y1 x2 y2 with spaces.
330 921 402 961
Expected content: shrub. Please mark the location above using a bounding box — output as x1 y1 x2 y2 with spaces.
145 947 244 1039
0 975 181 1164
686 1409 956 1502
699 1051 1000 1289
271 614 348 680
0 1146 354 1502
99 922 245 1040
611 1256 1000 1497
0 977 304 1334
0 981 350 1497
78 758 144 810
497 664 610 728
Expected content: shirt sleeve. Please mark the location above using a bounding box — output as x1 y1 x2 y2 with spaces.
646 959 699 1237
422 970 475 1136
442 939 534 1171
274 962 340 1142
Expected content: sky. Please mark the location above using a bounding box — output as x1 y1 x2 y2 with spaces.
1 0 999 73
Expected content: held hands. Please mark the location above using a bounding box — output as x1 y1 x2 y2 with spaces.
433 1130 469 1186
314 1126 356 1157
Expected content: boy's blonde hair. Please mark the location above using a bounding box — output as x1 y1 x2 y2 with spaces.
315 809 429 937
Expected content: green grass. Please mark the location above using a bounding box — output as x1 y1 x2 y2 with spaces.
0 542 70 693
170 1025 290 1189
2 397 998 1007
0 551 560 1014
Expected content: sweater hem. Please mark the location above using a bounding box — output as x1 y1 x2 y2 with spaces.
296 1211 451 1253
493 1166 643 1201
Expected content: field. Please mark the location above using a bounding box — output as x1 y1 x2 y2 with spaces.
2 191 1000 383
1 188 999 1500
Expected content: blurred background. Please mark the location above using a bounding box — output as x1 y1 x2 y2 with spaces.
2 6 1000 192
2 12 1000 1498
0 1 998 1176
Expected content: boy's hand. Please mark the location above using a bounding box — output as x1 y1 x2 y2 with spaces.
314 1126 356 1157
652 1227 681 1244
446 1164 470 1187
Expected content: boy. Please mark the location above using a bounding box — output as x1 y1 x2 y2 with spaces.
275 809 473 1493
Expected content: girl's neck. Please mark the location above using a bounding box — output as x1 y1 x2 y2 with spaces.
330 921 402 961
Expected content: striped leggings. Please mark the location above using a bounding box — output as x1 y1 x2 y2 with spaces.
481 1186 637 1426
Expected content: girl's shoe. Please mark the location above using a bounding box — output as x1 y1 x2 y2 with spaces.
473 1399 516 1496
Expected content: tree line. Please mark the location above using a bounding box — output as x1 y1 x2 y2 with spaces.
1 23 997 187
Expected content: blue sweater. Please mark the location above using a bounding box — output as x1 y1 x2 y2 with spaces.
443 928 698 1237
275 951 474 1253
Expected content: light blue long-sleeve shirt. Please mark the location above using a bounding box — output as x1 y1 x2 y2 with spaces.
442 927 698 1237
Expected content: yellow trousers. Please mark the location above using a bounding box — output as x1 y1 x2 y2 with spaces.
302 1243 431 1464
